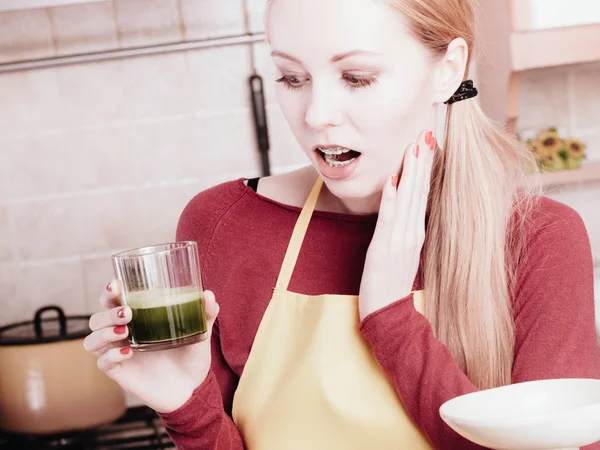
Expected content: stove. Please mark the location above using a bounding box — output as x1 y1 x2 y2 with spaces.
0 407 175 449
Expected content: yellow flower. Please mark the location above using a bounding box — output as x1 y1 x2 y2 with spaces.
537 129 564 154
538 150 565 172
564 139 586 160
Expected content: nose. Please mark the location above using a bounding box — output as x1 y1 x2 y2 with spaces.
304 83 342 130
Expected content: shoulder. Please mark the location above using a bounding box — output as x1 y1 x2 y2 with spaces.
175 166 316 249
518 195 589 248
512 194 593 292
175 178 249 251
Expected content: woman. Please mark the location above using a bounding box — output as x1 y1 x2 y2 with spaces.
83 0 600 448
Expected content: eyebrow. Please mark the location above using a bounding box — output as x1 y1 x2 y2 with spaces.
270 49 383 64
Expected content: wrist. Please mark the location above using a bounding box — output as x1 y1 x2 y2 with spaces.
151 369 211 414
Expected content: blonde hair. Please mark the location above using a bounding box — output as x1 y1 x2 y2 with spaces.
390 0 540 389
266 0 541 390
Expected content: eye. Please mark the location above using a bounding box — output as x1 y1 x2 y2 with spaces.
275 75 309 91
343 73 378 90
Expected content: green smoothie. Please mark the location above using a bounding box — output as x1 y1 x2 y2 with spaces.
125 287 207 344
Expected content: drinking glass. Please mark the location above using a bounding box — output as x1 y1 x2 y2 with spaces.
112 242 207 352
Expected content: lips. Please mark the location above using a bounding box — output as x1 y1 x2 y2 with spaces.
312 144 362 180
313 145 362 162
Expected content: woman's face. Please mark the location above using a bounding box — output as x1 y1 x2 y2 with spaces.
268 0 439 207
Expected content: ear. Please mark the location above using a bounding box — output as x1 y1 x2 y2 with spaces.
431 37 469 105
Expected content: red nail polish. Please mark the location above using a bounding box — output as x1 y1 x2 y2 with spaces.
413 145 420 158
430 137 436 151
391 175 398 187
106 282 112 292
425 131 433 145
117 307 126 319
114 325 127 335
120 347 131 355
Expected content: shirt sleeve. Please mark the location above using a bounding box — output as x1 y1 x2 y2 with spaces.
359 200 600 450
156 322 245 450
155 182 247 449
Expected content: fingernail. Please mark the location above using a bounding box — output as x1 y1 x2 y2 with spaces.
430 137 436 151
391 175 398 187
425 131 433 145
106 282 112 292
413 144 420 158
117 307 126 319
114 325 127 335
120 347 131 355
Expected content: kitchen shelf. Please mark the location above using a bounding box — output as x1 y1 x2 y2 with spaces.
477 0 600 134
538 161 600 188
511 24 600 72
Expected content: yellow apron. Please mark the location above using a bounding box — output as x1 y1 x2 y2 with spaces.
232 176 433 450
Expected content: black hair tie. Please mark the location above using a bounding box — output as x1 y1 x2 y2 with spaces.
444 79 478 105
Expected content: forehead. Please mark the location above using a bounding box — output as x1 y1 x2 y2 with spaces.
267 0 414 59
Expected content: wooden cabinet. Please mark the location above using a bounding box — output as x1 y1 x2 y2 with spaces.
476 0 600 186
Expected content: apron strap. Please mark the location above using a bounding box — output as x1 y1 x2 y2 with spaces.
275 176 324 291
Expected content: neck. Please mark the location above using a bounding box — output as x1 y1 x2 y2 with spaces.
317 181 381 215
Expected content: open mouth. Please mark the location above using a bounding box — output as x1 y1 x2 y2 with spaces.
316 146 362 167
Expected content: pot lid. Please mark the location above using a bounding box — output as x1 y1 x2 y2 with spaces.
0 305 91 346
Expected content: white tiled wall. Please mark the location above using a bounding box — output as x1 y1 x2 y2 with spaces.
0 0 599 328
519 61 600 163
518 62 600 264
0 0 304 325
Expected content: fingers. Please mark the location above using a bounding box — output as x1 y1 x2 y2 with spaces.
374 170 399 238
416 132 435 236
100 280 122 309
203 290 220 328
89 305 132 332
97 345 133 373
394 137 421 222
83 321 130 354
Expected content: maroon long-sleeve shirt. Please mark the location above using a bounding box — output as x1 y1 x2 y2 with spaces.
157 177 600 449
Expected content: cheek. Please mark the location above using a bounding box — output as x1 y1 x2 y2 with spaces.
275 87 313 151
351 71 431 146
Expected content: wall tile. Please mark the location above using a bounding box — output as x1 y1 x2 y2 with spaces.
10 196 83 261
114 0 183 47
0 133 94 201
0 206 13 262
581 131 600 162
82 255 115 314
187 110 261 175
49 2 119 56
12 178 218 262
120 52 193 119
56 59 126 127
571 63 600 131
0 69 65 136
0 9 54 64
186 44 253 113
247 0 267 33
0 263 19 326
180 0 245 40
252 41 277 105
0 138 16 202
108 118 192 184
518 66 570 135
0 259 87 326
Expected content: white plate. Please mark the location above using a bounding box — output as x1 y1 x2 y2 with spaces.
439 378 600 450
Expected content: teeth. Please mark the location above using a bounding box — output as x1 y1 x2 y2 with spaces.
318 147 351 155
324 153 357 167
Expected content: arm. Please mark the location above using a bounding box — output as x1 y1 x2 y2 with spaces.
157 321 245 450
156 182 248 449
359 202 600 450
